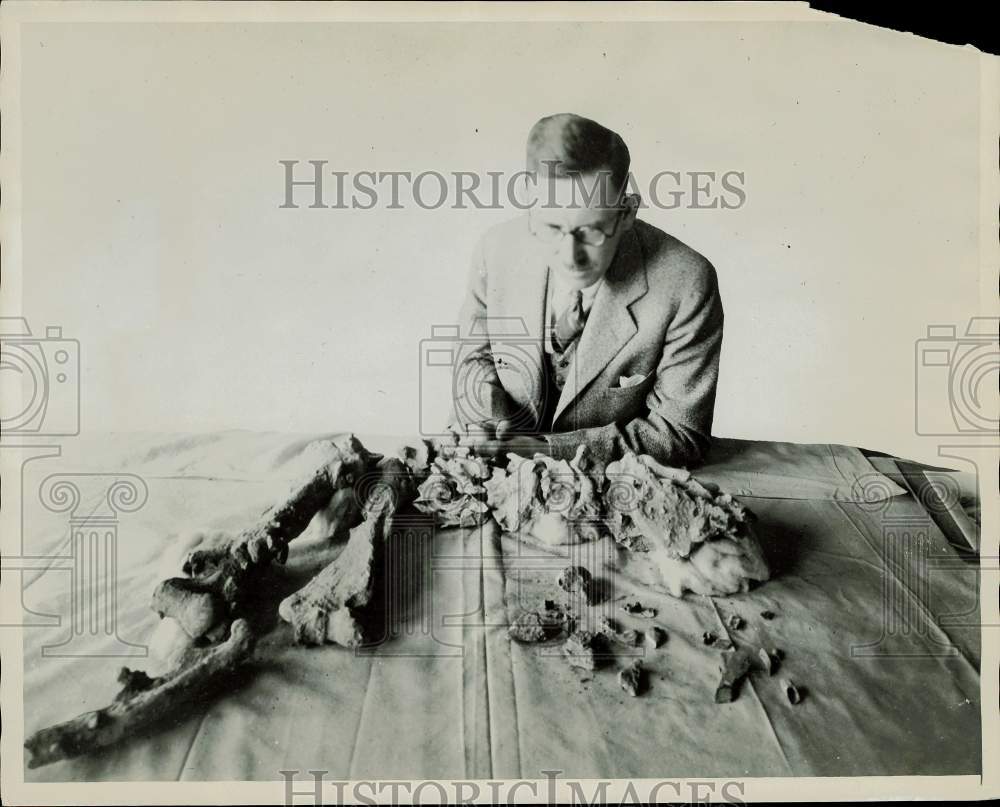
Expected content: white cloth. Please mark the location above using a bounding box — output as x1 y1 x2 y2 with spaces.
544 270 603 354
21 436 944 784
20 433 969 782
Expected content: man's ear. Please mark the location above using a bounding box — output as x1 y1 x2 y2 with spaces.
622 193 641 229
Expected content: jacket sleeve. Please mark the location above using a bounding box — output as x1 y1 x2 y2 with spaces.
545 260 723 468
446 236 524 431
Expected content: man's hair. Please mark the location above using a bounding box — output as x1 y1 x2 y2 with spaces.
526 113 631 200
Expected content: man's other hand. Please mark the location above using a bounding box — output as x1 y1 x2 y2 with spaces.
458 421 494 449
457 418 518 447
473 435 551 461
457 421 550 460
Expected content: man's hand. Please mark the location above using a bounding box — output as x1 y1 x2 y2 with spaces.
457 421 495 449
456 420 550 460
457 419 500 450
473 435 551 461
457 418 515 448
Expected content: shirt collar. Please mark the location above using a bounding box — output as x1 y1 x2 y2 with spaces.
549 271 604 313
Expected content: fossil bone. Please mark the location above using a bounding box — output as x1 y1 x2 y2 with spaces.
618 660 645 697
30 440 780 768
644 626 668 649
598 616 640 647
714 647 754 704
622 601 657 618
557 565 597 605
278 457 417 646
24 619 256 769
155 435 377 639
783 678 804 704
563 630 606 671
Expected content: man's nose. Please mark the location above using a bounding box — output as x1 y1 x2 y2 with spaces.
559 232 586 267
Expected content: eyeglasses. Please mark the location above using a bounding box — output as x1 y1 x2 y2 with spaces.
527 208 625 247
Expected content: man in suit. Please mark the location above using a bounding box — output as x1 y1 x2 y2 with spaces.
450 113 723 468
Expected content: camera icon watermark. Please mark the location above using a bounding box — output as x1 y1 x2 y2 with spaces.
914 316 999 436
0 317 80 439
419 317 560 438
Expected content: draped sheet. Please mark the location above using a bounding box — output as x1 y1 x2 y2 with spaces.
18 431 979 781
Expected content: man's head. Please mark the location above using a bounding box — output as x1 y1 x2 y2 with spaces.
524 113 639 290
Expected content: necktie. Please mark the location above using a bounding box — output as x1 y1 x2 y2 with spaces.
553 289 586 353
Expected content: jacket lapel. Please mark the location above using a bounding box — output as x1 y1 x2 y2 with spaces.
552 227 648 426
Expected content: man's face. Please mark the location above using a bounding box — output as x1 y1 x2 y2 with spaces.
526 174 635 290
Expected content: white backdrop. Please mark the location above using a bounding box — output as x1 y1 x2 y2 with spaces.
15 17 988 464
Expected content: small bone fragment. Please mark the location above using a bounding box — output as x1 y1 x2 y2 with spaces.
783 678 803 704
714 648 753 703
644 626 667 649
508 612 548 643
619 660 644 697
558 565 596 605
598 616 639 647
543 608 576 636
622 601 657 618
758 647 782 675
564 631 602 671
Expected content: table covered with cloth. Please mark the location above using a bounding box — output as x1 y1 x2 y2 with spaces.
18 431 982 781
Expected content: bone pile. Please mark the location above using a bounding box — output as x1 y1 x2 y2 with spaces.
603 452 770 597
483 446 770 597
25 434 770 767
484 444 604 545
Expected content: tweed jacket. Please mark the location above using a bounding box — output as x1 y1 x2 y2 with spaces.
449 216 724 468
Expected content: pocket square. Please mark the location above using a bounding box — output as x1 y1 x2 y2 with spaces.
617 373 649 389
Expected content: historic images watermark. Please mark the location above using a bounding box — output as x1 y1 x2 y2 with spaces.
846 315 999 657
278 162 747 211
35 473 150 657
280 768 748 806
1 316 149 656
847 472 977 658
